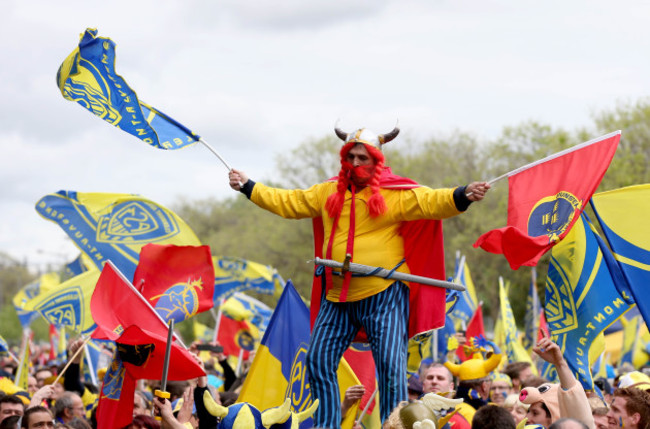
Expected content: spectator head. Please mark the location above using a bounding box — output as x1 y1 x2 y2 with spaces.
503 393 529 426
520 383 560 427
133 391 151 416
421 364 454 394
489 372 512 405
521 375 550 389
471 404 516 429
607 387 650 429
27 377 38 396
502 361 533 391
0 395 24 423
591 407 609 429
20 406 53 429
0 415 21 429
33 369 52 389
52 392 84 424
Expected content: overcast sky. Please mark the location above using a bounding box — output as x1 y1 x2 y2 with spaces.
2 0 649 271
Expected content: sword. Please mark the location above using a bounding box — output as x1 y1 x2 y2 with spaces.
153 319 174 419
313 257 466 291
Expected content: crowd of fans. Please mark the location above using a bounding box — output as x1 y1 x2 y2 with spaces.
2 332 650 429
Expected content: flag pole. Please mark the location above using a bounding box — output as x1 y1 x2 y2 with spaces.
467 130 622 197
356 386 378 423
52 336 91 386
199 139 233 170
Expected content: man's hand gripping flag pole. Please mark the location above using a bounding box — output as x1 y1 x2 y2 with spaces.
313 257 466 291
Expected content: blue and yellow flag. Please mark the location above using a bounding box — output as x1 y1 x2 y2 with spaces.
192 320 214 343
213 256 285 303
0 334 8 355
448 254 478 331
64 254 92 279
13 272 61 327
24 269 101 335
619 314 641 366
591 184 650 329
498 277 534 367
57 28 200 150
238 281 360 428
220 292 273 334
14 331 31 390
36 191 201 281
545 213 634 390
523 267 541 353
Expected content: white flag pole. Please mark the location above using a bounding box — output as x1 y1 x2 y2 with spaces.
467 130 622 196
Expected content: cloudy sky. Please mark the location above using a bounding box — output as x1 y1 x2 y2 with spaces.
1 0 649 271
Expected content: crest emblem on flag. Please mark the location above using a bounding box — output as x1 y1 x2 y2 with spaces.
545 275 579 334
151 279 205 322
102 356 127 401
36 287 85 329
235 329 255 351
97 201 180 243
528 191 581 243
287 343 312 412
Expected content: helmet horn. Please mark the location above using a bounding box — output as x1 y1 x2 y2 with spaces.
378 124 400 144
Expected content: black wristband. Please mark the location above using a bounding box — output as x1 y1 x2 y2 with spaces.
240 180 256 199
453 186 472 212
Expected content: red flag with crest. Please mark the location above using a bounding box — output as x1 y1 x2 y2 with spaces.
474 131 620 269
133 244 214 323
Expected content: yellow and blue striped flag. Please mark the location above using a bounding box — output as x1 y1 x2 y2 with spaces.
13 272 60 328
498 277 534 368
591 184 650 329
57 28 200 150
544 213 633 390
448 254 478 331
238 280 360 428
0 334 9 356
220 292 273 334
36 191 201 282
213 256 285 303
24 269 101 335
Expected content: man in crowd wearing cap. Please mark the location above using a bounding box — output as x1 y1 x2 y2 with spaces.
229 125 489 428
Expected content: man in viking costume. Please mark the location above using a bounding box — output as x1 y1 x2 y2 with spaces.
228 125 489 428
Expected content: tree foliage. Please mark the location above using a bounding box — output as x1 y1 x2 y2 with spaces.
3 99 650 340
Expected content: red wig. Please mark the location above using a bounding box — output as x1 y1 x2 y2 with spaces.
325 142 387 218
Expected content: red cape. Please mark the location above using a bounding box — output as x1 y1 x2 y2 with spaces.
311 167 447 339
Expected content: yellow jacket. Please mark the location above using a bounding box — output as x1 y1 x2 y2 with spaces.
251 182 461 301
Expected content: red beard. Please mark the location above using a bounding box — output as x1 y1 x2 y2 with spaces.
341 161 375 186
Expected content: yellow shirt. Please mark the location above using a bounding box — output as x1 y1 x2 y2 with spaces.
251 182 461 301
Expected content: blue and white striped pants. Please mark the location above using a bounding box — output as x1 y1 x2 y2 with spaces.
306 281 409 428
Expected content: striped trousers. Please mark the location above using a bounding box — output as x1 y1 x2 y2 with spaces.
306 281 409 428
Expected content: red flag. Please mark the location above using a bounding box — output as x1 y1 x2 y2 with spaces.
133 244 215 324
343 345 377 413
457 304 485 361
474 131 620 269
217 314 255 360
48 324 57 361
96 354 137 429
91 260 205 381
